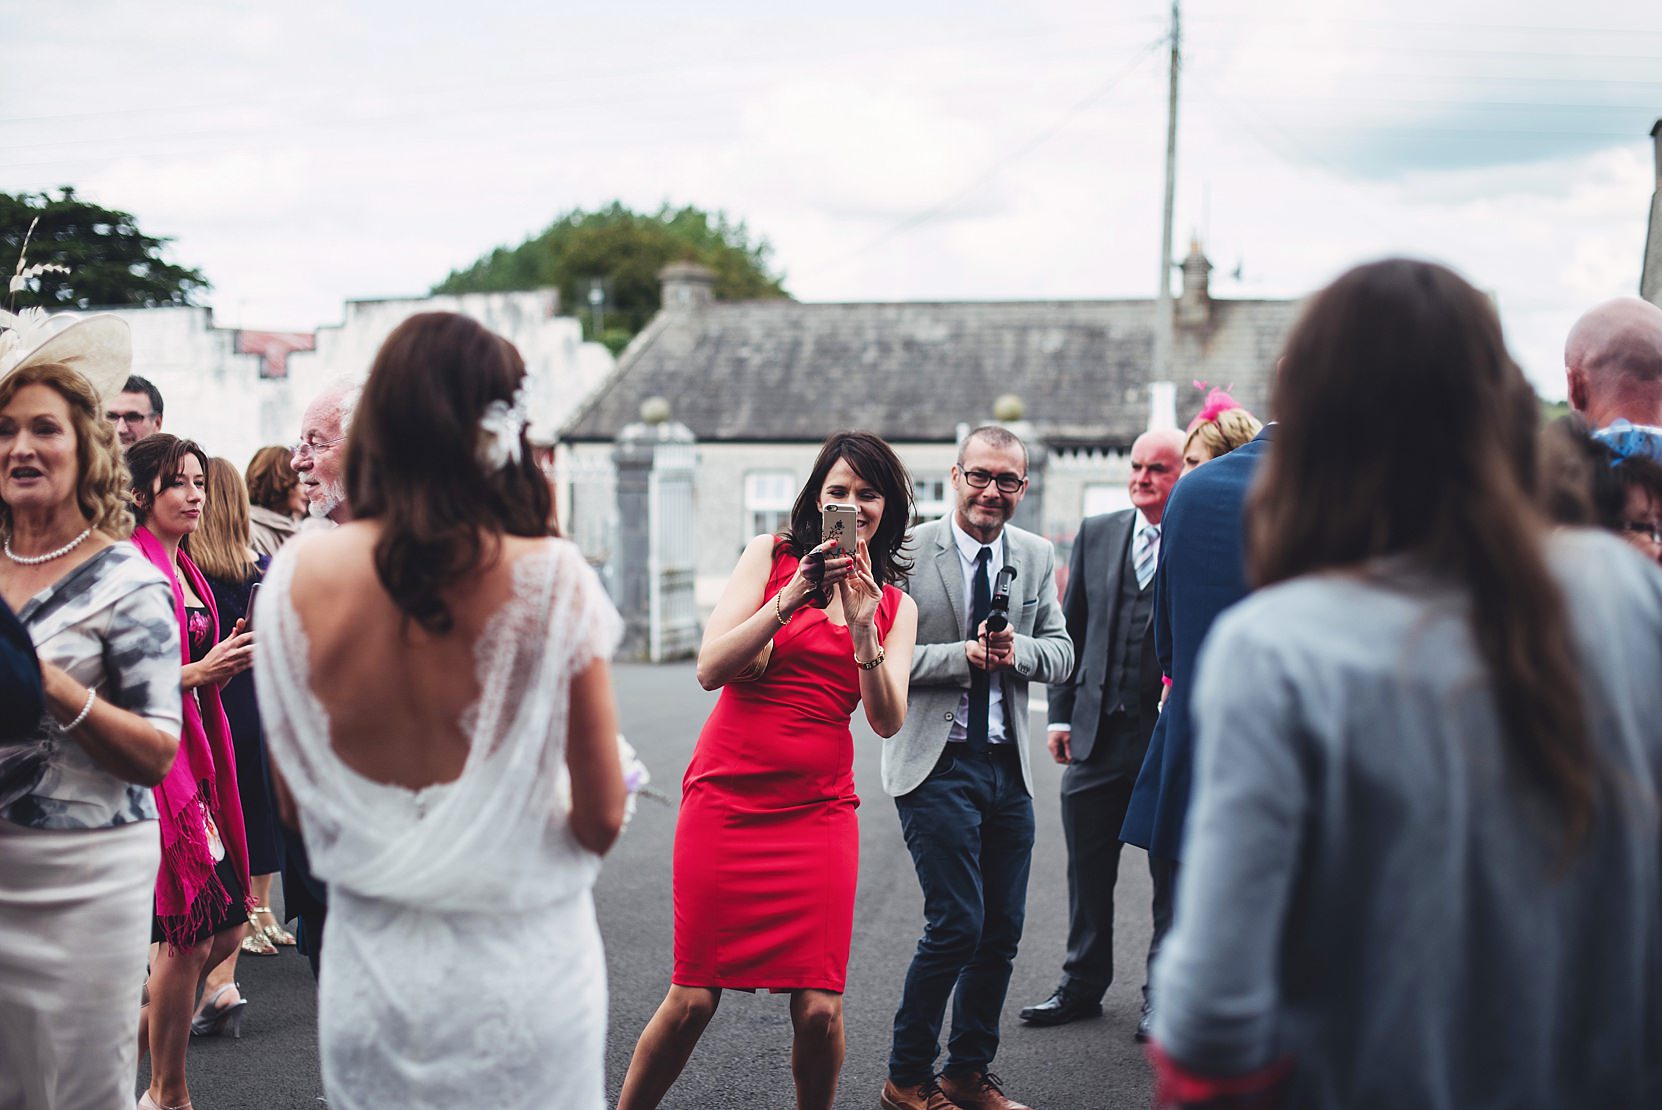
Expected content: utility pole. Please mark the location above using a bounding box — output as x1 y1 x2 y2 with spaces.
1150 0 1181 407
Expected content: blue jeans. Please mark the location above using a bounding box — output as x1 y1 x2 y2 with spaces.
889 745 1035 1084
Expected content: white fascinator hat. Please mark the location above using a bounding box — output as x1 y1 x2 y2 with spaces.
1 216 133 402
0 310 133 402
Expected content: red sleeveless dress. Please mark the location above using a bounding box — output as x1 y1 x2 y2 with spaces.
672 549 902 993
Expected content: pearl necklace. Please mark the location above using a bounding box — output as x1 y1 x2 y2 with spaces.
5 526 94 566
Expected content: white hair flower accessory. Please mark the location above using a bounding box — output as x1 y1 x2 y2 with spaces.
476 384 530 472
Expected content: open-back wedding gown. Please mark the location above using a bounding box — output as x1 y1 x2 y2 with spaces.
255 538 620 1109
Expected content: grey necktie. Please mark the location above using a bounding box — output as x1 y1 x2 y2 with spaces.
1134 523 1160 590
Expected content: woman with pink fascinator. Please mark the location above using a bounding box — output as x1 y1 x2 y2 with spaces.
1181 384 1263 476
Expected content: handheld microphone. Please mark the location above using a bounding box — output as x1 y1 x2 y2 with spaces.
984 566 1019 633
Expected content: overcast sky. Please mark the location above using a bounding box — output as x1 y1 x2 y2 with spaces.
5 0 1660 399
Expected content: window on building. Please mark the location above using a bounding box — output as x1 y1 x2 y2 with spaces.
746 470 796 538
913 477 949 524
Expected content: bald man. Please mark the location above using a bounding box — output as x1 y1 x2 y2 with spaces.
1022 429 1184 1031
1565 297 1662 429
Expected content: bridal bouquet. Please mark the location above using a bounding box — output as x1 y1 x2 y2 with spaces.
559 732 656 830
616 733 653 826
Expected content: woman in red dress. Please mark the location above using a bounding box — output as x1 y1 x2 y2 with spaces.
620 431 920 1110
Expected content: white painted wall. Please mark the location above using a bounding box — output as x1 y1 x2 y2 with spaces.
63 290 613 471
284 289 613 452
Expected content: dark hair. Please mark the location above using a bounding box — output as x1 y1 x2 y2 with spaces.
1537 415 1627 527
245 444 300 514
958 425 1029 471
345 312 554 635
775 431 914 586
1250 258 1596 854
127 433 209 527
121 375 164 417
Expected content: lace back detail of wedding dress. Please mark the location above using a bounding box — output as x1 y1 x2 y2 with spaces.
254 538 622 914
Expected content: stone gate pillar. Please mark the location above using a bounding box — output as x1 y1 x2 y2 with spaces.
612 399 699 661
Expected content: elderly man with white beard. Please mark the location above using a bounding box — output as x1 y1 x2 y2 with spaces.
275 380 358 974
292 381 360 527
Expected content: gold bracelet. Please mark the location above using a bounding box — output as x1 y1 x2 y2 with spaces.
855 645 885 670
774 591 793 627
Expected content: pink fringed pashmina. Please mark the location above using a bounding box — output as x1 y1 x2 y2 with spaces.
132 526 253 949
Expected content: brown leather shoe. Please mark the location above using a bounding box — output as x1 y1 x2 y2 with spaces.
938 1071 1031 1110
880 1075 961 1110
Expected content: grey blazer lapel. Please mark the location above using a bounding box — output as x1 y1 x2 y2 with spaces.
933 522 967 639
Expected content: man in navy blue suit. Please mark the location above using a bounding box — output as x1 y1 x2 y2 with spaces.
1 599 43 743
1119 423 1274 1041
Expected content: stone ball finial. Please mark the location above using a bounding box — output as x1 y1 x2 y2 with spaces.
641 396 672 425
993 393 1025 422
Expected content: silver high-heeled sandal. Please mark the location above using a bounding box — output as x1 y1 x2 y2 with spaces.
190 982 249 1039
137 1090 194 1109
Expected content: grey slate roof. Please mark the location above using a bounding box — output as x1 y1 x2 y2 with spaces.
561 295 1299 446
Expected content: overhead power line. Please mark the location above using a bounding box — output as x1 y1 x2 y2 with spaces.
804 34 1171 278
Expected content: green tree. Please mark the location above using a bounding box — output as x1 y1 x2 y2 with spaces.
433 202 789 352
2 187 210 309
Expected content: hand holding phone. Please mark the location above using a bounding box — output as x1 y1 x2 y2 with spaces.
820 503 858 557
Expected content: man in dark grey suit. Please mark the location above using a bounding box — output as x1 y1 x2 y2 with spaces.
1020 429 1182 1031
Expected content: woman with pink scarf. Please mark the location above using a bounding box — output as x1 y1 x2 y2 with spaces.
128 433 255 1110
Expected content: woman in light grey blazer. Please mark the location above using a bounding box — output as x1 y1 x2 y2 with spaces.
1149 259 1662 1109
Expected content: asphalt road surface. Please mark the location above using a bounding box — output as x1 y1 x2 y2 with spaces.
149 661 1156 1109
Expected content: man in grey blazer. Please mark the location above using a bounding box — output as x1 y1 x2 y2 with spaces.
1021 429 1182 1034
879 427 1073 1110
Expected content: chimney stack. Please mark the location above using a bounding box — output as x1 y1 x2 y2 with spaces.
658 261 715 311
1177 238 1213 328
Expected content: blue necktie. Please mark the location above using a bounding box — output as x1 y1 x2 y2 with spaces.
968 546 992 752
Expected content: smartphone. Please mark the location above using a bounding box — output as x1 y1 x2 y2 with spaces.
242 583 261 633
821 503 858 557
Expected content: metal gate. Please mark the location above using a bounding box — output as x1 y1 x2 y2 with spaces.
646 440 699 661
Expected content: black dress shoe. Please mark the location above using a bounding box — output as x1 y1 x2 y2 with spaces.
1018 987 1103 1026
1134 1004 1153 1043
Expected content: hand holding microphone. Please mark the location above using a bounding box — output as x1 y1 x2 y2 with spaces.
975 566 1018 671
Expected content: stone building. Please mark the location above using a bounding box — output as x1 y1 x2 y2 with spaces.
559 251 1299 612
53 289 612 469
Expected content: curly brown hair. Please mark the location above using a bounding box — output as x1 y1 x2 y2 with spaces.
0 362 133 542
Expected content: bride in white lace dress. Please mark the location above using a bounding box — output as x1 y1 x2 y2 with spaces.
254 312 627 1109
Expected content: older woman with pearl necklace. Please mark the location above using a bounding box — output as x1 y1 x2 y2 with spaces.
0 314 184 1110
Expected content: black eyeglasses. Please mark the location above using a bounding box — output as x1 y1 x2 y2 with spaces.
106 411 153 426
1619 520 1662 545
961 468 1026 494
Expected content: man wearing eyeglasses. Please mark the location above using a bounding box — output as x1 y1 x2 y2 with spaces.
291 381 360 525
105 375 164 449
880 426 1073 1110
1021 429 1182 1037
